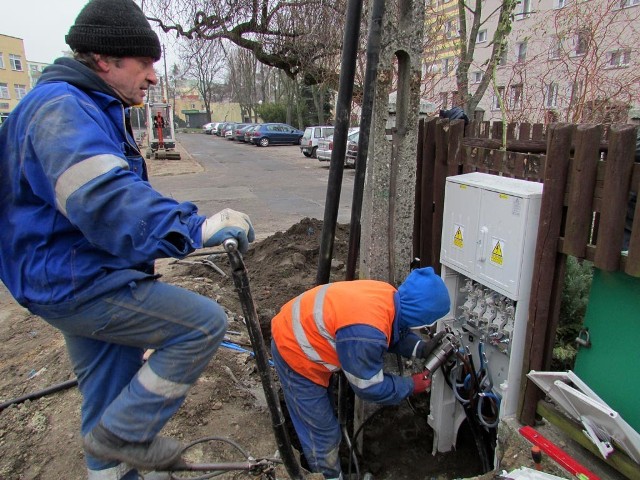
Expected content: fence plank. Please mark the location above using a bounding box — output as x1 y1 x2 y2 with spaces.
419 118 438 268
432 119 450 273
519 123 574 426
593 125 637 271
413 119 425 259
563 125 602 257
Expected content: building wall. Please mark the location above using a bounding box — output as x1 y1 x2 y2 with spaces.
423 0 640 123
0 35 31 122
27 61 49 89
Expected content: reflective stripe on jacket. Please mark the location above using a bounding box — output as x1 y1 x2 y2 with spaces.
271 280 396 386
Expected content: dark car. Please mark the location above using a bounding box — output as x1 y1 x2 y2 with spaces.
243 125 259 143
248 123 304 147
233 123 254 142
345 134 359 168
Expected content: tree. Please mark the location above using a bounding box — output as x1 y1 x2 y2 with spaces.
178 37 227 122
144 0 347 87
421 0 518 118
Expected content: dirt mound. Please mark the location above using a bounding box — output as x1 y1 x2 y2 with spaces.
0 218 485 480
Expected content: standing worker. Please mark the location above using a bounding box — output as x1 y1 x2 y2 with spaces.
0 0 254 479
271 267 451 479
153 111 166 148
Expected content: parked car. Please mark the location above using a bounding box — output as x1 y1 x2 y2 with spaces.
202 122 215 134
211 122 223 135
345 133 360 168
243 124 259 143
222 122 237 139
317 128 360 163
231 123 253 141
215 122 230 136
300 126 335 158
248 123 304 147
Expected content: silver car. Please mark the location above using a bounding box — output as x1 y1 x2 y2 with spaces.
317 128 360 163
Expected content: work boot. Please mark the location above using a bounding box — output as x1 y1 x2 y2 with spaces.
83 423 184 471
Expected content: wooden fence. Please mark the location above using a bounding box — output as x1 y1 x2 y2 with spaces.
413 117 639 425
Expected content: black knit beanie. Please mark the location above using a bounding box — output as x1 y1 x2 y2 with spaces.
65 0 161 61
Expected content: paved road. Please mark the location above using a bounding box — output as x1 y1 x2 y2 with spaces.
152 133 355 239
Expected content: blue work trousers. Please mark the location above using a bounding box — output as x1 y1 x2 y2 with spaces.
271 340 342 479
33 278 227 478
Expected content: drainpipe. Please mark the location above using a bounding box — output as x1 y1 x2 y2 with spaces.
316 0 363 286
345 0 385 282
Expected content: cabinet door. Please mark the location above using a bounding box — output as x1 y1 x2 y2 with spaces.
440 181 481 276
475 189 528 298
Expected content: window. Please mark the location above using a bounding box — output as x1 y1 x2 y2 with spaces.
14 84 27 100
608 49 631 67
517 0 532 17
493 86 505 110
510 84 523 109
440 92 449 109
545 83 559 108
442 57 455 76
516 40 528 63
444 19 458 38
9 54 23 71
569 81 583 107
549 37 562 59
618 0 639 8
0 83 9 100
477 30 488 43
472 71 483 83
0 53 4 69
554 0 566 8
498 44 508 66
574 30 589 56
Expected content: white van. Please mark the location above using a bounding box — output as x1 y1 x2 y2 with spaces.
300 126 335 158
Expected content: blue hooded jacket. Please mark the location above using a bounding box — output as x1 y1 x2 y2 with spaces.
0 58 206 311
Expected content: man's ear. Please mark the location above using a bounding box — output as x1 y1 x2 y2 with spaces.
94 55 111 73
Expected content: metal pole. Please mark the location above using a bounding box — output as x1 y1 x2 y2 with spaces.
345 0 386 282
223 240 305 480
316 0 363 285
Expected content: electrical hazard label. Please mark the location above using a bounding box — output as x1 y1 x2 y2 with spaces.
453 225 464 249
490 239 504 267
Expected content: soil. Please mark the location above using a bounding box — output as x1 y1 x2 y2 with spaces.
0 151 495 480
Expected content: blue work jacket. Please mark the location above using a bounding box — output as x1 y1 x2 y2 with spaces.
0 58 206 311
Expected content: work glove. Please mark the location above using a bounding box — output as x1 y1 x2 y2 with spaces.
412 371 432 395
201 208 255 253
417 331 446 360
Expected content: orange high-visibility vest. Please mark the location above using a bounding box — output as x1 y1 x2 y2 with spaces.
271 280 396 386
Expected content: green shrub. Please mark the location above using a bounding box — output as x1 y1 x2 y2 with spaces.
552 256 593 369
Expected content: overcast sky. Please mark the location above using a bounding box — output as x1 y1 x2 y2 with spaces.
0 0 88 63
0 0 176 66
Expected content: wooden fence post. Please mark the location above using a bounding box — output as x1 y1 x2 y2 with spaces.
563 125 602 257
518 123 574 425
419 118 438 268
594 124 637 271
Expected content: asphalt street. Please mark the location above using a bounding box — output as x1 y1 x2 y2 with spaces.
151 133 355 240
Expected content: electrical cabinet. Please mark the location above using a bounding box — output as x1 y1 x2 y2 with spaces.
429 173 543 454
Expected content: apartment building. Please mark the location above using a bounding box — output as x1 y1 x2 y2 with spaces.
0 34 31 123
422 0 640 123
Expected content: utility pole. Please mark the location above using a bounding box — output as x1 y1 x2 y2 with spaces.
163 44 170 103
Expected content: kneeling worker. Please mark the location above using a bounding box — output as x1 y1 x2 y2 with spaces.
271 267 450 479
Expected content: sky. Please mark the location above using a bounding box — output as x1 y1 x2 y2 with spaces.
0 0 176 66
0 0 89 63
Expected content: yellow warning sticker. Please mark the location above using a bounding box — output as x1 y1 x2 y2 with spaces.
490 239 504 266
453 225 464 249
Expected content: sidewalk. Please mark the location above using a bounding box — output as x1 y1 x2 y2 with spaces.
146 137 204 177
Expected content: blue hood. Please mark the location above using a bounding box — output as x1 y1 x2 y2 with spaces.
397 267 450 329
